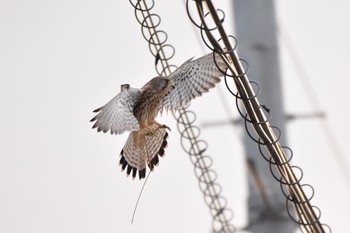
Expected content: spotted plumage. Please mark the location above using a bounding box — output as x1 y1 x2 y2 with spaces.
91 52 227 179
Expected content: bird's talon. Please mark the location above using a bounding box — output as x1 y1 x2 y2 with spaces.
160 124 171 131
144 127 155 136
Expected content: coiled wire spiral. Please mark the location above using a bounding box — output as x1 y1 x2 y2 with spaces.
128 0 235 232
185 0 331 232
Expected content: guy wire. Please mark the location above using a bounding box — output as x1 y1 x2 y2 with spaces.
186 0 331 232
128 1 235 232
279 26 350 190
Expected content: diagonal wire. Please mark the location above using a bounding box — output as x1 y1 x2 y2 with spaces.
186 0 331 232
128 1 235 232
278 26 350 190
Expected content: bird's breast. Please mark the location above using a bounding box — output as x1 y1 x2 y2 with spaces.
133 90 165 123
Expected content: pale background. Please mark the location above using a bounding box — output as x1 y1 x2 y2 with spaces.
1 0 349 232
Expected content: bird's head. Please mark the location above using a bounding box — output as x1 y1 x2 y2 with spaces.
149 76 175 93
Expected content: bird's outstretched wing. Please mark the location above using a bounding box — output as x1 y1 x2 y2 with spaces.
90 84 141 135
160 52 227 112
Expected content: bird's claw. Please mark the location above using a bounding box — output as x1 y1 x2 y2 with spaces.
144 127 155 136
159 124 171 131
144 124 170 136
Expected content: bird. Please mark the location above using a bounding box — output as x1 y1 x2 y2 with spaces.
90 52 227 180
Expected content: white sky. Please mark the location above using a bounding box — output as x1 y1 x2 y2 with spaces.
1 0 349 233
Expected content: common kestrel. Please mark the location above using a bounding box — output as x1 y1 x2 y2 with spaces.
91 52 227 179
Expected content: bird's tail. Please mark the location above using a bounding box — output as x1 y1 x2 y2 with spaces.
119 124 169 180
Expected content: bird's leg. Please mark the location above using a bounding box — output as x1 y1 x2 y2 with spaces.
144 127 155 136
140 123 156 136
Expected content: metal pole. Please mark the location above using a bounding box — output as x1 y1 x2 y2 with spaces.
232 1 296 232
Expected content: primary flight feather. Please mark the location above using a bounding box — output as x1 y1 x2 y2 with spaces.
91 52 227 179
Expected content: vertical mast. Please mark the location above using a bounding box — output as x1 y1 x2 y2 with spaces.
233 1 296 232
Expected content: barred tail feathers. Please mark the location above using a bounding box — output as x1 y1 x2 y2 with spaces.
119 125 169 180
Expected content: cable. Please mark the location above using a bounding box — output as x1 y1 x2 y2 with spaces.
185 0 331 232
279 26 350 190
128 1 235 232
